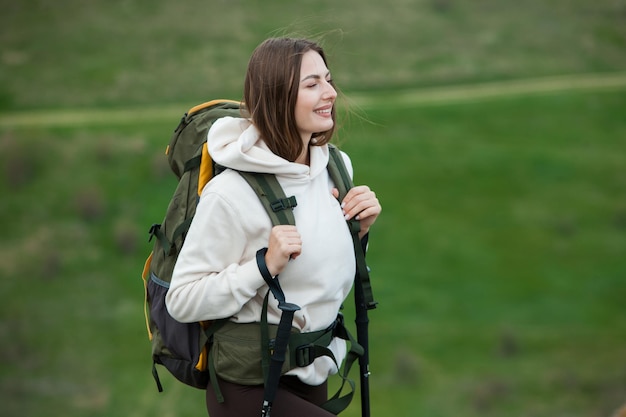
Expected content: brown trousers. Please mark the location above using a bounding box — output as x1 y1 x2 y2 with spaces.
206 376 336 417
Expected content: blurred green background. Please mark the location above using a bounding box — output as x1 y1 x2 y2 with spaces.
1 1 625 416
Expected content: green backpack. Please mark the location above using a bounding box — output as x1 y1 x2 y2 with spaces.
142 99 241 391
141 99 372 414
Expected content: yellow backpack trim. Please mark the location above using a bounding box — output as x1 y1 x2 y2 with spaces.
187 99 240 115
195 320 213 372
141 252 154 340
198 142 212 197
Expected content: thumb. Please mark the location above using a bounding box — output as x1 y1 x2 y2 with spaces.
331 188 339 200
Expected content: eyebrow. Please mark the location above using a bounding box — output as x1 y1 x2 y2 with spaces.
301 71 332 82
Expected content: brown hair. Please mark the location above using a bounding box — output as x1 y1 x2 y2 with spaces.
243 38 336 162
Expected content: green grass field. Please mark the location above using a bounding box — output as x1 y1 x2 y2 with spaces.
1 1 625 416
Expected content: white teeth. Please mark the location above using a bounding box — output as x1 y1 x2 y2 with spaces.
316 109 331 114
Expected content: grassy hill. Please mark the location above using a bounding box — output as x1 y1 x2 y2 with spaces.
1 0 625 110
1 1 625 416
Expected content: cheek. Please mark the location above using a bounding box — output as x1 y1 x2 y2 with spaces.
294 105 305 129
295 94 313 124
296 89 316 111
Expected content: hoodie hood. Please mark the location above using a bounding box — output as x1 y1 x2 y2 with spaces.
207 117 329 181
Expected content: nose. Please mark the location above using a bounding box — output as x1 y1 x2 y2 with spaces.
324 80 337 100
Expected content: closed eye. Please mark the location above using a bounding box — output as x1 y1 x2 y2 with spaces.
301 72 333 86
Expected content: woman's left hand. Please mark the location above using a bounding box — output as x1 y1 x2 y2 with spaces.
332 185 381 238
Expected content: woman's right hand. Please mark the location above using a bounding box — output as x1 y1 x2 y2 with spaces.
264 225 302 277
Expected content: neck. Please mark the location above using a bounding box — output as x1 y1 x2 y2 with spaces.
295 146 310 166
296 134 313 165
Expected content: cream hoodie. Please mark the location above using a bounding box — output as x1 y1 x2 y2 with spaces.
166 117 356 385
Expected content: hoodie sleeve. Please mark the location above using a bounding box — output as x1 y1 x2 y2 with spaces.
165 185 267 323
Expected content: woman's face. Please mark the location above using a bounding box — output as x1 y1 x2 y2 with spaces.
295 50 337 143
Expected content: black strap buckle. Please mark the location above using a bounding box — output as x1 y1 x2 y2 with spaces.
270 196 297 212
295 344 316 367
148 223 161 242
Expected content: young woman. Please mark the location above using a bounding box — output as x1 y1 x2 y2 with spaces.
166 37 381 417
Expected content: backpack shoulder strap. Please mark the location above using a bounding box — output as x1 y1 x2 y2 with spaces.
326 145 378 310
327 144 353 202
240 145 347 226
237 171 300 416
238 172 297 226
